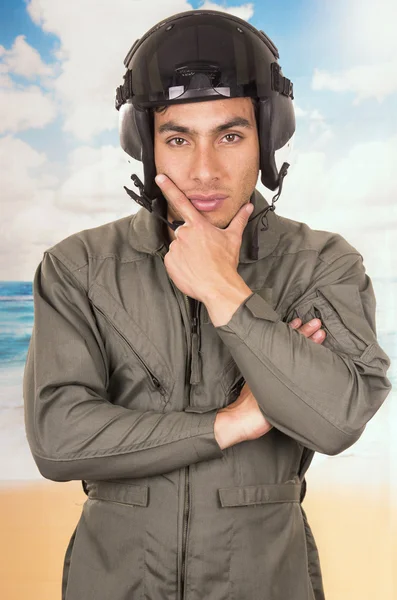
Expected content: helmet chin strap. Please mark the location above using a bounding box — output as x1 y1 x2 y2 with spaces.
124 174 184 231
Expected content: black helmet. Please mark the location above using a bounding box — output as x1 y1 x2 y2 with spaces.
115 9 295 250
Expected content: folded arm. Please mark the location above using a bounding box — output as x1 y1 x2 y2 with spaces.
23 251 224 483
209 252 392 455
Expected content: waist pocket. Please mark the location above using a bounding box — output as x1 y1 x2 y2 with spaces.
218 477 302 507
218 477 312 600
85 480 149 506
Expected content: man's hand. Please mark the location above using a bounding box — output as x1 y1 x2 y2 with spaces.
154 173 254 303
214 317 326 449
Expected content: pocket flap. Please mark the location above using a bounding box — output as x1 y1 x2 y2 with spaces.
86 480 149 506
218 479 301 507
185 405 220 413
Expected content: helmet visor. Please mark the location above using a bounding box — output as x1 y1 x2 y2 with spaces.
125 15 280 106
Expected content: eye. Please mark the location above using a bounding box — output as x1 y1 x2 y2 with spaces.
167 137 187 146
223 133 242 143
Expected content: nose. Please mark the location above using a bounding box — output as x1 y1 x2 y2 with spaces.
189 141 222 185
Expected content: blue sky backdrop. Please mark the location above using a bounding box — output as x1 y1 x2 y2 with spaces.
1 0 396 285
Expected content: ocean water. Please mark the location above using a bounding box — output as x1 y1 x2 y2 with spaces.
0 280 395 483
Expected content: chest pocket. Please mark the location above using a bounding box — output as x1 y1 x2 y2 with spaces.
88 281 174 402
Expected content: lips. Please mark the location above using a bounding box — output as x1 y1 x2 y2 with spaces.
188 195 228 202
189 196 227 212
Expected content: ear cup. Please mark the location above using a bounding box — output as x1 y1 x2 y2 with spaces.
119 102 162 200
134 107 162 200
119 101 143 160
258 97 295 190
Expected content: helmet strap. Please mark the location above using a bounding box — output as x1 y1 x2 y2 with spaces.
124 174 183 231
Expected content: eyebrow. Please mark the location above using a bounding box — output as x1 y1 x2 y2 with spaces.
157 117 253 136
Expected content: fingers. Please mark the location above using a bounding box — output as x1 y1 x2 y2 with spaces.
155 174 202 224
289 317 326 344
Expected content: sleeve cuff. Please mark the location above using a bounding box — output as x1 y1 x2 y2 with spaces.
214 291 281 339
188 408 225 461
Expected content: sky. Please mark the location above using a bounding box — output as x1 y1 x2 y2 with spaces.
0 0 396 288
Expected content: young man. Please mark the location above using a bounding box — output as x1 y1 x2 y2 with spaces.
23 9 391 600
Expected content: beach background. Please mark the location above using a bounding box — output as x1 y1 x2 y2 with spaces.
0 0 396 599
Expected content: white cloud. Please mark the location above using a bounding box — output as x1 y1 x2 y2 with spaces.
0 34 54 79
293 103 308 118
55 145 143 214
0 72 13 89
0 84 57 134
335 0 396 64
24 0 254 141
0 35 58 133
310 0 397 104
197 1 254 20
307 109 334 144
312 61 397 104
291 104 334 148
0 134 57 202
0 135 140 280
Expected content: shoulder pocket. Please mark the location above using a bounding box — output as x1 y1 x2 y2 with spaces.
295 283 388 367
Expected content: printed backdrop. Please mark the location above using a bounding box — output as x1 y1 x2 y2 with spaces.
0 1 395 599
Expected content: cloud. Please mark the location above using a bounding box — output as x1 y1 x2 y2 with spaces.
335 0 396 64
0 134 57 202
293 104 308 118
0 84 57 134
197 1 254 20
310 0 397 104
0 35 57 133
0 135 59 279
292 103 334 148
0 34 54 79
0 134 142 280
55 145 143 214
312 62 397 104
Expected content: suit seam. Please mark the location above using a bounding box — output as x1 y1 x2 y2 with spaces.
33 428 217 461
225 330 360 437
46 251 89 292
269 249 361 266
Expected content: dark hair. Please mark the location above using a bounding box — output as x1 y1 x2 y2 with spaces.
150 98 259 115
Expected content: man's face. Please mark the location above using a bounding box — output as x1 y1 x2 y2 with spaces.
153 97 260 242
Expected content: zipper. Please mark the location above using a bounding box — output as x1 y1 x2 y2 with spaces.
93 303 164 395
181 294 197 600
155 249 199 599
180 454 190 599
189 299 201 385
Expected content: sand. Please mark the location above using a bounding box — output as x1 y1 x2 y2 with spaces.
0 476 395 600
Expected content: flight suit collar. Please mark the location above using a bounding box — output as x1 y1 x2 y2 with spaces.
128 187 281 263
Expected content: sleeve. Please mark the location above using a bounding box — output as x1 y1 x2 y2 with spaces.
23 251 224 482
213 252 392 456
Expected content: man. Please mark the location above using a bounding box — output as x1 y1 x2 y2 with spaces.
23 9 391 600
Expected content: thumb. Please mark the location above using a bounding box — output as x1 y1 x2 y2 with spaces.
228 201 254 235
